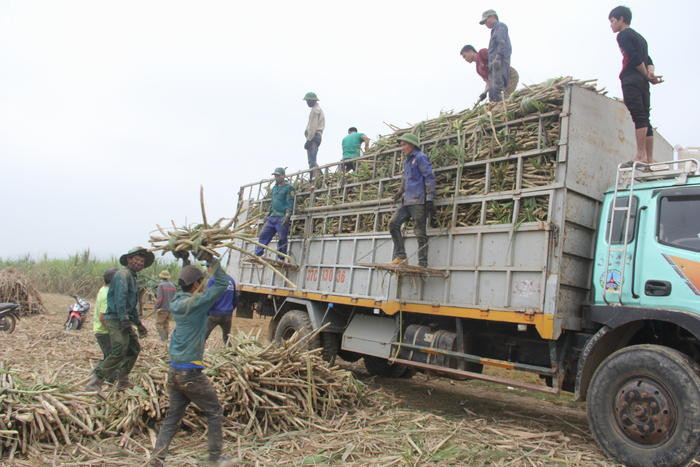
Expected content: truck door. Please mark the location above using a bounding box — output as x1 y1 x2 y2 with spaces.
637 187 700 312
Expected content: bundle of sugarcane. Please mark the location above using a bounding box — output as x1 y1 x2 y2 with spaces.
0 268 45 316
148 186 297 288
0 330 367 459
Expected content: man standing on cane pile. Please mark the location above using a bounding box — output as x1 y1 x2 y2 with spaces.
389 133 436 268
255 167 294 260
480 9 513 102
155 270 177 342
150 252 230 466
303 92 324 170
86 247 152 391
460 44 519 103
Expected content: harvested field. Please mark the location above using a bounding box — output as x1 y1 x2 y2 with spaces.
0 293 619 465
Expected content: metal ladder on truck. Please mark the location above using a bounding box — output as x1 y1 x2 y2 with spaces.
603 157 700 305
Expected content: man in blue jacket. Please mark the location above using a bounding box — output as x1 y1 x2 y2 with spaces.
389 133 436 268
255 167 294 260
86 246 153 391
480 9 513 102
150 254 229 466
205 263 236 345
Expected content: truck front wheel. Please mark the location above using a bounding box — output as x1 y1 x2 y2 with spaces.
586 344 700 466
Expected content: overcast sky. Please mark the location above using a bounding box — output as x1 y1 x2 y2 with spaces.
1 0 697 259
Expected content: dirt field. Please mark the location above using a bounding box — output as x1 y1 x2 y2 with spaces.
0 293 618 466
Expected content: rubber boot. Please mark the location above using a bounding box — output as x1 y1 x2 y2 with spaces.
85 374 104 391
116 373 134 390
208 456 232 466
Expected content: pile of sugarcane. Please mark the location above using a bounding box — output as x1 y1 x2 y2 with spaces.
269 77 600 236
149 186 297 286
0 268 45 316
0 330 366 459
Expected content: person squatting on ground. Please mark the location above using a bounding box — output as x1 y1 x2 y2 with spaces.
608 5 663 166
93 268 118 362
155 270 177 342
85 247 152 391
150 254 230 466
480 9 513 102
389 133 436 268
255 167 294 260
341 126 370 172
460 44 518 103
205 263 236 345
303 92 325 169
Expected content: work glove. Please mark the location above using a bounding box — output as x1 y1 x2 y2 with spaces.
392 192 403 203
137 323 148 338
282 214 291 227
478 92 487 102
426 200 437 220
120 319 132 333
304 141 311 150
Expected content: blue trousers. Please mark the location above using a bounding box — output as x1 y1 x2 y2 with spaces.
306 133 321 168
255 216 289 258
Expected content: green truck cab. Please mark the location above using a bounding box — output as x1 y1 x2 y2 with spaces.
581 164 700 465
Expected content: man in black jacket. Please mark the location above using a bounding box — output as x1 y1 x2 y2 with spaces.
609 6 663 167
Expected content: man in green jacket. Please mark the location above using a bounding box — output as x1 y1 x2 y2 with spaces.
255 167 294 260
150 256 230 466
86 247 153 391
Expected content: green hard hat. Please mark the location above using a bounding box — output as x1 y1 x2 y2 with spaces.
397 133 421 148
119 246 155 268
303 92 319 101
272 167 286 175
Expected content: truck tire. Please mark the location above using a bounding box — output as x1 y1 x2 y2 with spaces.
363 356 410 378
586 344 700 467
273 310 337 363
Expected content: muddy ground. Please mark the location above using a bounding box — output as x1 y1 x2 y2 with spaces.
0 293 617 466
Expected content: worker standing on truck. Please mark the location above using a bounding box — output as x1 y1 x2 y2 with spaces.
480 9 512 102
608 5 663 167
150 254 230 466
389 133 436 268
460 44 519 103
154 270 177 342
304 92 324 169
205 263 236 345
341 127 370 172
85 247 152 392
255 167 294 260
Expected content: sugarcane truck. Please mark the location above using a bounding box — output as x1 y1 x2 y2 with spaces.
228 85 700 466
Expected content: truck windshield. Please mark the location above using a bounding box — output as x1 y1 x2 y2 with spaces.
658 195 700 252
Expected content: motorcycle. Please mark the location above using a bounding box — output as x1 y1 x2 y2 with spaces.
64 295 91 331
0 302 20 334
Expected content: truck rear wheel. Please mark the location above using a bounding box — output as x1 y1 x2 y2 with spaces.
273 310 337 363
363 356 410 378
586 344 700 467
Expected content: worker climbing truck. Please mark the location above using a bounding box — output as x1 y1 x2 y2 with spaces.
229 80 700 466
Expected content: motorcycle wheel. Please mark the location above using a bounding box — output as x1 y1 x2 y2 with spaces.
65 316 79 331
0 314 17 334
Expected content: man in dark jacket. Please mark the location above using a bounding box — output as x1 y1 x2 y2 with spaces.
389 133 436 268
205 263 236 345
609 5 663 166
86 247 153 391
150 255 230 466
480 9 513 102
